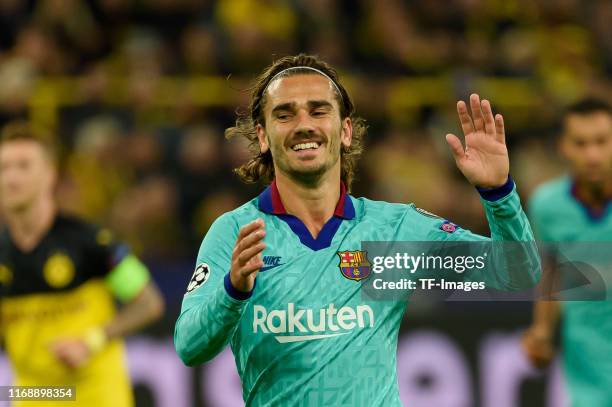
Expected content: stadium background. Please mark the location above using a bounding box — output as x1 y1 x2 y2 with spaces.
0 0 610 406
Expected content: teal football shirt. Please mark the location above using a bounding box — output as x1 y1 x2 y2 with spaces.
529 175 612 407
175 178 540 406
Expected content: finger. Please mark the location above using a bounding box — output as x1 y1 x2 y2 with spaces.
236 228 266 254
64 357 79 369
469 93 485 132
237 219 265 242
237 242 266 267
56 349 72 362
522 336 553 366
445 134 465 162
237 218 265 240
481 99 496 135
532 352 553 369
243 253 264 274
456 100 474 136
494 114 505 143
51 342 70 353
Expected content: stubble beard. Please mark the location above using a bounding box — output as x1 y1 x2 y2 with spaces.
269 127 342 187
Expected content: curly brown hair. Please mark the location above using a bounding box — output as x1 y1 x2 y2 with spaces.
225 54 367 192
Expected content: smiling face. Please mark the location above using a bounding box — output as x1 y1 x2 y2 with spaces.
256 74 352 184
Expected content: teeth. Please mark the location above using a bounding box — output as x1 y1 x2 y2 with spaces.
292 142 319 151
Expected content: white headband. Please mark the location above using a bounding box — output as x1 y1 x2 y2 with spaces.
263 66 344 102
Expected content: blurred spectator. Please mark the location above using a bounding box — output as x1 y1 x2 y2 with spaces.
110 174 182 257
180 23 223 74
60 116 132 222
32 0 106 69
12 24 71 74
0 0 30 51
0 57 35 122
175 124 224 245
0 0 609 260
215 0 298 72
124 128 165 179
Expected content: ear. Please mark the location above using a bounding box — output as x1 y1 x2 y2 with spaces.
256 123 269 154
340 117 352 149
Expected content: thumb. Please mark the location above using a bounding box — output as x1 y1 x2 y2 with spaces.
445 133 465 162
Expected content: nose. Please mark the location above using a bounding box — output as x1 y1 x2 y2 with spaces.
584 144 604 164
293 109 316 136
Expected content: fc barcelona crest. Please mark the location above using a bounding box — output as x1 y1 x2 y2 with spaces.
337 250 371 281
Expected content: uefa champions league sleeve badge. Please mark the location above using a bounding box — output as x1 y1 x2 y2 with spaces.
186 263 211 293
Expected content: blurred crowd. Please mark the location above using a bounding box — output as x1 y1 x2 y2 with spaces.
0 0 610 258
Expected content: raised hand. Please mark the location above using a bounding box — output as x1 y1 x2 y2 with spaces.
230 218 266 293
446 94 509 188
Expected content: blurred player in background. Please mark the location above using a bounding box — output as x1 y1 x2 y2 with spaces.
0 121 165 406
175 54 540 406
522 99 612 406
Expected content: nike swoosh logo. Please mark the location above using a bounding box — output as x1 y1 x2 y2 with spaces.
260 264 284 272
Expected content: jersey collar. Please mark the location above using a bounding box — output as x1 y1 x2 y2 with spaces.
258 180 355 219
257 180 355 251
570 179 612 221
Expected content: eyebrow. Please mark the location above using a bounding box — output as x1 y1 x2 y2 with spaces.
270 100 334 115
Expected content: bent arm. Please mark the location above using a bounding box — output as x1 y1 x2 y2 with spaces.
173 213 254 366
49 254 164 368
103 255 165 340
478 178 541 289
174 277 250 366
432 178 542 290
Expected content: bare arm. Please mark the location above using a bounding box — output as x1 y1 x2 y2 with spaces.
51 257 165 369
521 301 560 368
531 300 561 337
104 281 165 340
521 257 561 368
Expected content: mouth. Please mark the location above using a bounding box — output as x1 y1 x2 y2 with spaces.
291 141 321 152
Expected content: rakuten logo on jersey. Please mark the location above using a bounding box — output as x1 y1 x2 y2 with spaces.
252 303 374 343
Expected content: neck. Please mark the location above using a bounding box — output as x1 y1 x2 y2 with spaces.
5 197 56 252
275 165 341 238
573 177 612 209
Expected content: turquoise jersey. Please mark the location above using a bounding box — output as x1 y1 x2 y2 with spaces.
529 175 612 407
175 178 540 406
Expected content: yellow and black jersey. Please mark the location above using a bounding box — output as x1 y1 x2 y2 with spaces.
0 213 133 406
0 214 125 296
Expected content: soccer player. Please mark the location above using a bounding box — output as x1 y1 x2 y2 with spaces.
0 121 165 406
174 54 540 406
522 99 612 406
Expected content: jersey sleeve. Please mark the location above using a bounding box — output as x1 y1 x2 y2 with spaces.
423 178 541 290
82 225 130 277
82 223 151 301
174 212 251 366
105 255 151 302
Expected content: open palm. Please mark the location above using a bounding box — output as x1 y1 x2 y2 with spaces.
446 94 509 188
